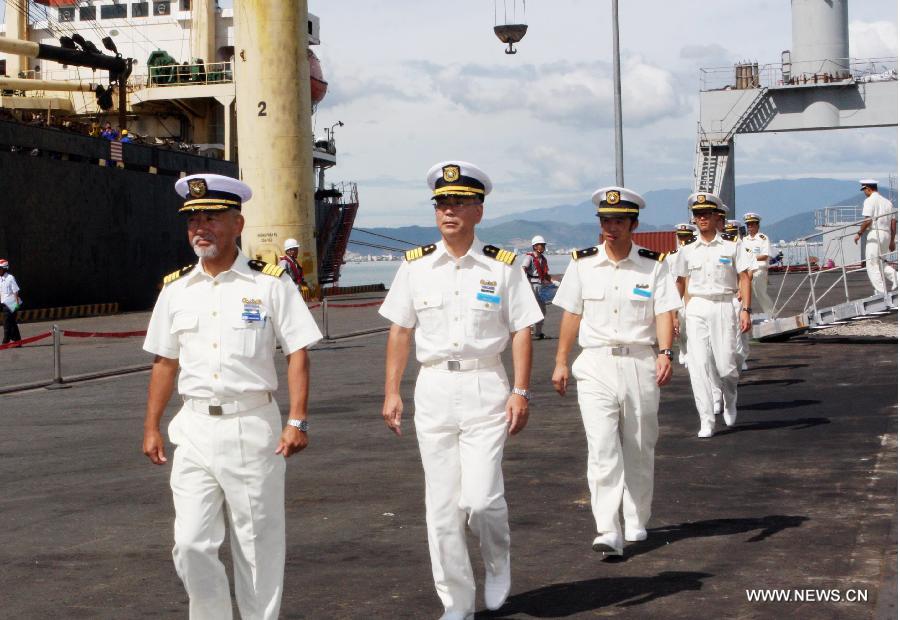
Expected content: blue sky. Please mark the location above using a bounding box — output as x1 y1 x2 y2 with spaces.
305 1 897 226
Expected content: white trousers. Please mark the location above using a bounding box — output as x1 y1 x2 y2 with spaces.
414 365 510 618
685 296 740 427
168 401 286 620
572 346 660 536
865 230 898 294
733 298 750 369
676 306 688 366
751 266 776 317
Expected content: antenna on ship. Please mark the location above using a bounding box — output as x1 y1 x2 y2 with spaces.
493 0 527 55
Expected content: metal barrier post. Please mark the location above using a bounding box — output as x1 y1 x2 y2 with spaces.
323 297 330 340
804 242 818 319
46 324 70 390
838 229 850 302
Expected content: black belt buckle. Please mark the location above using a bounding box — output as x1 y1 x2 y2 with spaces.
208 405 223 416
447 360 461 371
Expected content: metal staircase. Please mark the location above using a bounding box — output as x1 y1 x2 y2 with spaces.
315 182 359 285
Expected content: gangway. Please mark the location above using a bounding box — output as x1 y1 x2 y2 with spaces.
752 209 897 340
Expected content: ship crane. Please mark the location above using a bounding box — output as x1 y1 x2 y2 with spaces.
493 0 527 54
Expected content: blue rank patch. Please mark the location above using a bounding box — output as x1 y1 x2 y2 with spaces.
632 287 652 298
719 256 732 265
476 292 501 305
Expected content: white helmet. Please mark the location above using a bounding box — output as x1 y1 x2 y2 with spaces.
283 238 300 251
531 235 546 246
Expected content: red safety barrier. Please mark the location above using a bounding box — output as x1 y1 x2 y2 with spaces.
308 303 322 310
0 331 52 350
62 330 147 338
325 300 384 309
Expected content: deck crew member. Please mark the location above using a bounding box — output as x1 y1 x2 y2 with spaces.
551 187 680 557
673 192 754 438
669 224 696 365
854 179 897 295
379 161 542 619
743 212 775 317
522 234 552 339
0 258 22 345
278 237 308 296
724 220 751 371
142 173 322 620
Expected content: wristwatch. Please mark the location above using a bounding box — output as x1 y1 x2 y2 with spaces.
511 387 532 401
659 348 673 360
741 307 752 313
287 419 309 433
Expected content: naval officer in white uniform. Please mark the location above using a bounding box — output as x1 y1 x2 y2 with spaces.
673 192 755 437
379 161 542 619
854 179 898 295
551 187 680 556
742 212 775 317
142 174 322 620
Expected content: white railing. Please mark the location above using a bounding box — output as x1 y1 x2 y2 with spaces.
814 205 864 228
700 57 897 92
133 61 233 88
769 209 897 321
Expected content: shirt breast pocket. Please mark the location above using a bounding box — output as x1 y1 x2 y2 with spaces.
170 312 198 348
582 287 606 325
229 315 267 357
467 296 502 339
628 287 653 321
414 293 443 333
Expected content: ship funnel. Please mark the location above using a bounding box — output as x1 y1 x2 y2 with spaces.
789 0 850 81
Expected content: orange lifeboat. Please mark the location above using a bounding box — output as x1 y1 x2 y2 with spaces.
309 49 327 107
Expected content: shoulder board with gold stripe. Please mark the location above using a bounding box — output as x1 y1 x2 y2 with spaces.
482 244 516 265
758 233 767 240
638 248 667 262
248 259 286 278
571 246 599 261
162 263 195 287
404 244 437 262
721 232 737 241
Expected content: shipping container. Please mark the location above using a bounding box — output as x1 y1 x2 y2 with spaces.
633 231 676 254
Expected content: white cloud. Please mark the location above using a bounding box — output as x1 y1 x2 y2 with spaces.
850 20 898 59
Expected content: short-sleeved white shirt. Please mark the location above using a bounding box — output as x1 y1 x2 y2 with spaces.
378 237 543 364
0 273 19 307
143 255 322 399
552 243 682 348
743 232 771 270
672 233 755 296
862 192 895 235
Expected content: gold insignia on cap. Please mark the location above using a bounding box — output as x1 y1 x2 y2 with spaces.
188 179 208 198
696 194 706 204
606 190 621 205
443 165 461 183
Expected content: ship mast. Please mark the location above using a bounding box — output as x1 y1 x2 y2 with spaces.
233 0 319 295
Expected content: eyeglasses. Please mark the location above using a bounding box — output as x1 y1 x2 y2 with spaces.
693 211 716 219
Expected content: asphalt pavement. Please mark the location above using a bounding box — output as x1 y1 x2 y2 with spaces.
0 305 896 619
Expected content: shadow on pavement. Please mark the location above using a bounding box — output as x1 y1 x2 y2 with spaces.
744 363 810 371
479 571 713 618
738 399 821 411
739 378 805 387
622 515 809 561
717 417 830 435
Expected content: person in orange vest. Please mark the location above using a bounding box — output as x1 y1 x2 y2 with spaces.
522 235 552 339
278 238 307 292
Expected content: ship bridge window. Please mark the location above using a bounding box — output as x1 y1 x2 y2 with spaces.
58 7 75 22
180 0 190 10
154 1 171 16
132 2 149 17
101 4 128 19
80 6 97 20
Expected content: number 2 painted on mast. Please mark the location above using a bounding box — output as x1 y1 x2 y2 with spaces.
258 101 267 117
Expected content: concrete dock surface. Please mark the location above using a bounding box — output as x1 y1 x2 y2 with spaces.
0 303 896 619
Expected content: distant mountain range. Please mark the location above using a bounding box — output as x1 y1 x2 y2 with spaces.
350 179 897 253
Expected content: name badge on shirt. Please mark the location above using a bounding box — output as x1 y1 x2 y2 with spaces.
242 297 263 322
632 286 652 298
719 256 732 265
476 292 501 305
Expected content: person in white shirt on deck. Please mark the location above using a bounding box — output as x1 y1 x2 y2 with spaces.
673 193 755 438
379 161 542 619
551 186 680 557
854 179 897 295
743 212 775 318
141 174 322 620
